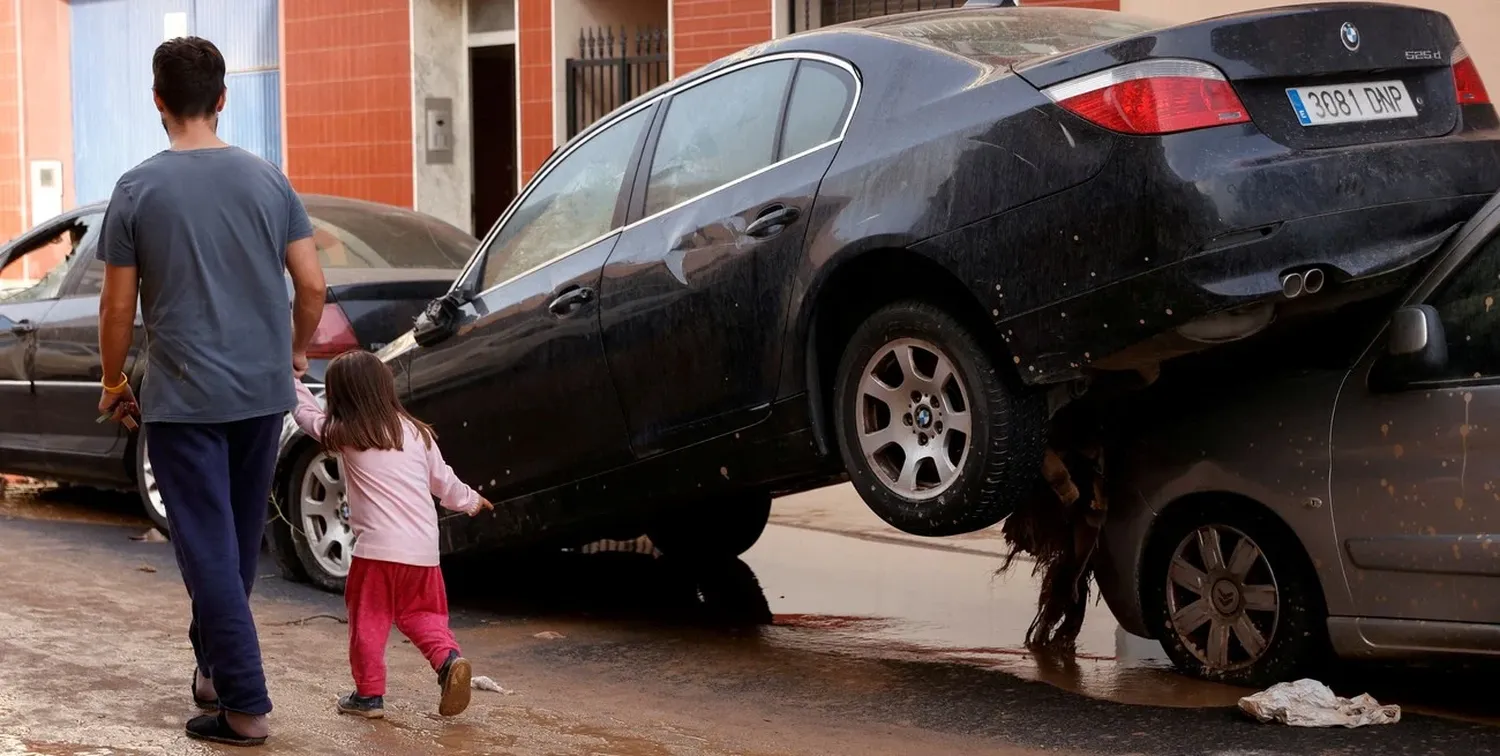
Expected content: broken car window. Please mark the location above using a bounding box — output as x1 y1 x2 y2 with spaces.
0 214 103 303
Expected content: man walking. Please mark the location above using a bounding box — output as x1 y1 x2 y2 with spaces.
96 37 325 747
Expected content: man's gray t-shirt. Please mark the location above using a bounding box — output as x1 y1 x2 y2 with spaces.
97 146 313 424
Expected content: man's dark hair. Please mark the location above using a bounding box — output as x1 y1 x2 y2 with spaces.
152 37 226 119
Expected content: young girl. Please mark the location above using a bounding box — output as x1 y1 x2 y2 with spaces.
292 350 493 720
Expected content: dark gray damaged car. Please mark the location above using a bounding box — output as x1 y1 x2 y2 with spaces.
1098 192 1500 686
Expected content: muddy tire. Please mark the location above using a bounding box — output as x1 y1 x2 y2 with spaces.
266 443 351 594
135 434 171 537
833 300 1044 537
648 491 772 561
1145 499 1328 688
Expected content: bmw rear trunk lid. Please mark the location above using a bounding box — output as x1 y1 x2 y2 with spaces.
1014 3 1482 149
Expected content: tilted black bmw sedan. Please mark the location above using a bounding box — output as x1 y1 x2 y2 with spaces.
269 3 1500 590
0 196 477 535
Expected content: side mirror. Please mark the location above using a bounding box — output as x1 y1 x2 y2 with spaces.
1379 304 1448 386
412 290 465 348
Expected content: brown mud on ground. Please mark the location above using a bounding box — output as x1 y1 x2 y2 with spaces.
0 482 150 529
0 510 1062 756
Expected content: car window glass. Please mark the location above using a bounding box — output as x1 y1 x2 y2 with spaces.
779 61 855 159
644 60 796 217
481 108 650 291
0 213 104 303
1428 233 1500 380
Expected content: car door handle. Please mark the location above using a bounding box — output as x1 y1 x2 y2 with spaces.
548 286 596 317
745 205 801 238
9 319 34 336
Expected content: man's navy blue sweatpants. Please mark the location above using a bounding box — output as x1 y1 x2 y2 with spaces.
148 413 283 716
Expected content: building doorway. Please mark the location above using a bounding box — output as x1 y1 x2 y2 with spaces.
469 44 518 238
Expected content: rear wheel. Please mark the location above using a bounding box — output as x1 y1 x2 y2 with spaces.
135 435 171 537
1145 501 1327 687
648 491 772 561
833 300 1044 536
267 444 352 593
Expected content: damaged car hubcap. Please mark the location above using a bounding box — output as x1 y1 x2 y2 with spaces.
856 337 971 501
1166 525 1280 671
300 452 354 578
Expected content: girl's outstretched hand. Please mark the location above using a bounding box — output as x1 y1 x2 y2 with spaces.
471 496 494 517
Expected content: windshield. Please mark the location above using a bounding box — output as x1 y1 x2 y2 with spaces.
858 9 1167 68
304 199 478 270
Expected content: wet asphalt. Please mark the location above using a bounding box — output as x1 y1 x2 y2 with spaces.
0 483 1496 755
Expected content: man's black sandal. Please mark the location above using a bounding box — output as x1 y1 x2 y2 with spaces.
184 712 266 747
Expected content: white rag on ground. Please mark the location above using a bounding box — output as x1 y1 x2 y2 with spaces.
471 675 515 695
1238 679 1400 728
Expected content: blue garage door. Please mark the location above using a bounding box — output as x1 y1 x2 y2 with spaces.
71 0 281 204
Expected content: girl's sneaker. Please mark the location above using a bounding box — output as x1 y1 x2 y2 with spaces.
337 692 385 719
437 651 472 717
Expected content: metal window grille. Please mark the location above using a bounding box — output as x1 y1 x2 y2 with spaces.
564 25 669 138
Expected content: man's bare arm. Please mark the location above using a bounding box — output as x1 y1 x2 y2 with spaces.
286 236 325 369
98 264 140 385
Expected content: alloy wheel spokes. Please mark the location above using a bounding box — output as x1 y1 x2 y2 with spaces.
299 452 353 578
855 337 971 501
1166 524 1280 671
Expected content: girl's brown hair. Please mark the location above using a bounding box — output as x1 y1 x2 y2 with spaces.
319 350 435 453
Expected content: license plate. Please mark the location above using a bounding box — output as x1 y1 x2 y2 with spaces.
1286 81 1417 126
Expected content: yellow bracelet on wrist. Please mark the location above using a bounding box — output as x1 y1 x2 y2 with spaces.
102 374 128 394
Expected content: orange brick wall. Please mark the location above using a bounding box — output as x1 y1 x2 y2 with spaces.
0 0 22 246
672 0 773 77
22 0 70 211
518 0 553 184
283 0 414 208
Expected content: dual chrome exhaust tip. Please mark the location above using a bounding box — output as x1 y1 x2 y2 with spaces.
1281 268 1325 299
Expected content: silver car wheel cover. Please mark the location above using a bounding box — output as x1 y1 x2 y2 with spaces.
855 337 972 501
1165 524 1281 671
299 452 354 579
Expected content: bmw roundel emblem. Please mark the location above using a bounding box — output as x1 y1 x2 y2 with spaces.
1340 22 1360 52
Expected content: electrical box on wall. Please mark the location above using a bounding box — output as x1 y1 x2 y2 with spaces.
425 98 454 165
30 161 63 228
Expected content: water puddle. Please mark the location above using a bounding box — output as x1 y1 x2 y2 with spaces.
744 520 1500 722
745 523 1245 709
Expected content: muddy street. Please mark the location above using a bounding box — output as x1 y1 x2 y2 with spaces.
0 484 1496 756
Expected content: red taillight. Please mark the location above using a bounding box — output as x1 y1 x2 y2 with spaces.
1043 59 1250 135
307 303 361 359
1453 45 1490 105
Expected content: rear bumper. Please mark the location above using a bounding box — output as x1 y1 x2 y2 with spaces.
918 113 1500 384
